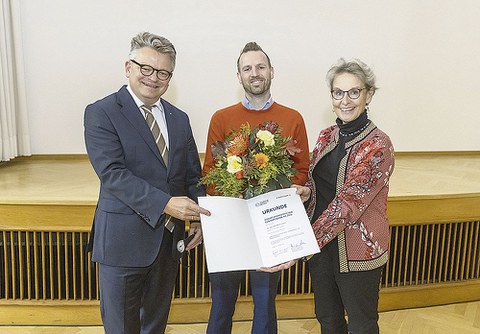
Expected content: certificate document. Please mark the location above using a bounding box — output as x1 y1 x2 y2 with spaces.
198 188 320 273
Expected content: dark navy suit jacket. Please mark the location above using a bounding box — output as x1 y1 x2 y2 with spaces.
84 85 205 267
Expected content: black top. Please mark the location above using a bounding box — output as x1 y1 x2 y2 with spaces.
311 111 370 222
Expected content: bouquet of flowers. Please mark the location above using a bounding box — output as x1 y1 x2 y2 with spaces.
200 121 300 199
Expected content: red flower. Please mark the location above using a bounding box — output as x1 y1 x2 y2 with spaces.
260 121 279 133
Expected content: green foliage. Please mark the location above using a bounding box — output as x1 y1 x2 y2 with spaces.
200 121 298 199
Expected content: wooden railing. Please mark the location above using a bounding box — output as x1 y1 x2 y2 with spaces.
1 195 480 325
1 152 480 324
386 221 480 287
2 221 479 300
1 231 96 301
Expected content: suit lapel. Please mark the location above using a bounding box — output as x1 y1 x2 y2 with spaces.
161 100 176 169
116 86 166 166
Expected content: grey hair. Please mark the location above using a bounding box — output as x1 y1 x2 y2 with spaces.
326 58 377 91
128 32 176 66
237 42 272 72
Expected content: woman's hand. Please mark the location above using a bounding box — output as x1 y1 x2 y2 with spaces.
291 184 311 203
258 260 297 273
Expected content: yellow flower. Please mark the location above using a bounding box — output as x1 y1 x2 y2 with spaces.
254 153 269 169
226 155 243 174
200 121 296 199
256 130 275 146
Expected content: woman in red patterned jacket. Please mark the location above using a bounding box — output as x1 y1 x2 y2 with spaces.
296 58 395 333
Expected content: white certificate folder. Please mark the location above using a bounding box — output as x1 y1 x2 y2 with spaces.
198 188 320 273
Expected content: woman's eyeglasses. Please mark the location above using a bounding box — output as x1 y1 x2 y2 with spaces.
331 88 366 100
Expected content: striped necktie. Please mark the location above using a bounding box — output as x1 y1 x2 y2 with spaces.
142 105 169 166
141 105 174 232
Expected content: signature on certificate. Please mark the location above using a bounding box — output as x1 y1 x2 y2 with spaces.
291 240 307 252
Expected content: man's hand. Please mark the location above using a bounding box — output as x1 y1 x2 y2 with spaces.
186 222 203 251
164 196 210 221
258 260 297 273
291 185 311 203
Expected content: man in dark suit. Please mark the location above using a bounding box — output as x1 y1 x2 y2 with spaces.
84 31 210 334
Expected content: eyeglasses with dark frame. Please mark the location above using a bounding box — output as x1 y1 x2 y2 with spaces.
331 87 366 100
130 59 173 81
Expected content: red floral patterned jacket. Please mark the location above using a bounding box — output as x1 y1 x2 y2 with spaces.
306 122 395 272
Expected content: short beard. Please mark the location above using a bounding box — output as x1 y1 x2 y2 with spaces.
241 78 271 96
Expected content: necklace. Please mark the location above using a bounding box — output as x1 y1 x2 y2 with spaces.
339 121 371 138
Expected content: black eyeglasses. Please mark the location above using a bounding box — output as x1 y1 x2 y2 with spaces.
130 59 173 81
331 88 366 100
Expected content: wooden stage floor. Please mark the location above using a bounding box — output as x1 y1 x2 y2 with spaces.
1 300 480 333
1 153 480 333
1 153 480 205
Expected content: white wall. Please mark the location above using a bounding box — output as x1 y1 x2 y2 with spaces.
19 0 480 153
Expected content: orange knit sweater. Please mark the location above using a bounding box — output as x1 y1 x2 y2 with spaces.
202 102 310 195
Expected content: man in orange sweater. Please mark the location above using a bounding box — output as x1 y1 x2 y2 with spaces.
202 42 310 334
